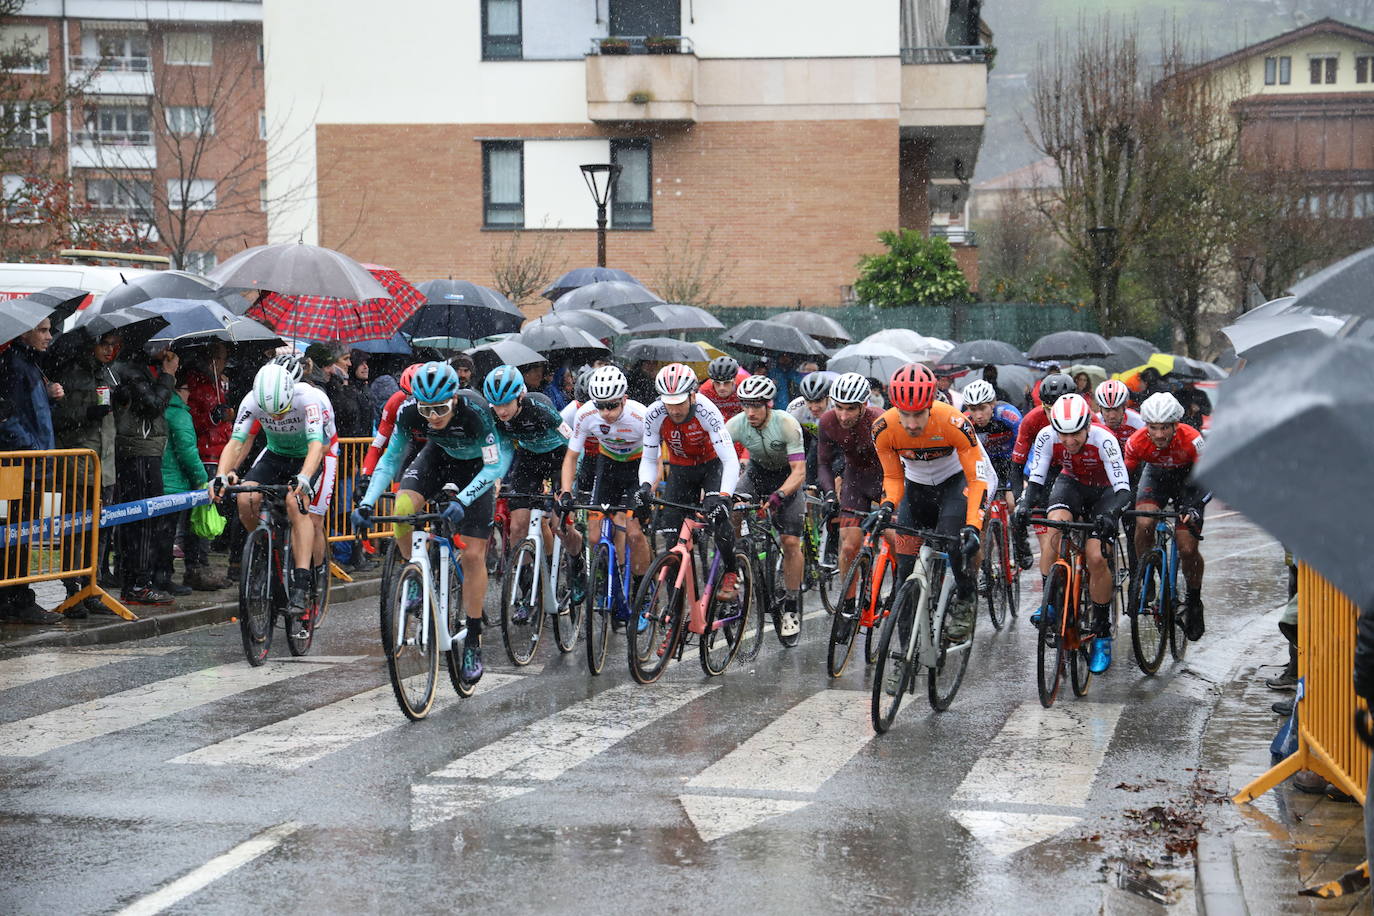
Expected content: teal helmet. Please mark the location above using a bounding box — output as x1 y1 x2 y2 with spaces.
483 364 527 406
411 360 459 403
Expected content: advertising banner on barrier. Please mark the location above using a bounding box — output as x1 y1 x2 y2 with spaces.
0 490 210 549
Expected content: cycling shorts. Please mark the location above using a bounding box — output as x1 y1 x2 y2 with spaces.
1136 465 1206 531
837 467 884 528
398 442 495 540
737 464 803 537
591 455 641 509
1047 476 1114 522
660 459 735 574
507 447 563 510
896 472 967 548
245 447 334 517
573 453 597 497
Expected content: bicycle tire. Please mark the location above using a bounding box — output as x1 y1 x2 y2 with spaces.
872 578 919 734
486 520 508 582
628 551 684 685
378 538 400 642
1168 555 1188 661
551 549 582 654
737 551 768 663
810 512 841 615
929 574 973 712
1070 642 1092 696
984 518 1008 631
828 548 871 678
442 551 473 699
585 542 613 675
286 561 326 658
384 563 439 720
700 551 751 676
866 555 898 667
1130 552 1168 675
1037 565 1068 708
238 527 274 667
500 540 543 666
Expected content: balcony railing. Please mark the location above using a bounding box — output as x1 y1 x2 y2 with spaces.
72 55 151 72
901 45 993 65
931 225 978 246
73 129 153 146
589 35 695 55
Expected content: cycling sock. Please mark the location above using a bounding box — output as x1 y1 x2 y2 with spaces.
1092 601 1112 636
290 568 312 589
467 616 483 638
895 554 916 583
785 589 800 603
1186 588 1202 603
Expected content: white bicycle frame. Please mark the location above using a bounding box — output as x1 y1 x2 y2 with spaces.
514 505 568 617
395 527 466 654
905 543 962 671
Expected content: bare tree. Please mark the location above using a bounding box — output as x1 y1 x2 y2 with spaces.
653 227 734 308
488 225 566 308
972 188 1063 302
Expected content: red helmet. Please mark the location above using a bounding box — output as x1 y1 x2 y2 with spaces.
888 363 937 412
399 363 421 396
1050 392 1093 434
1094 379 1130 410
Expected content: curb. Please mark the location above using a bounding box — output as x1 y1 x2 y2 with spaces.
2 577 383 649
1195 827 1250 916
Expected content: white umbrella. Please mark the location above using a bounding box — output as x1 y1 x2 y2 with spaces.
862 328 955 362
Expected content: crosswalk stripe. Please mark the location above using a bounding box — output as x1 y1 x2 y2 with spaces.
0 647 183 692
170 672 525 769
0 659 359 757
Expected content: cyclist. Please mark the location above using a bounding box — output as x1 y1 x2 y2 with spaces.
1009 373 1076 566
559 365 651 620
637 362 742 600
352 361 513 686
1015 392 1131 674
1125 391 1209 641
698 355 746 422
871 363 992 648
1094 379 1144 448
788 370 835 488
817 372 885 626
961 379 1022 495
728 374 807 637
357 362 422 500
209 360 338 637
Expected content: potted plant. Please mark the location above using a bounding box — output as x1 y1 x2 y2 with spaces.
645 35 680 54
599 37 630 55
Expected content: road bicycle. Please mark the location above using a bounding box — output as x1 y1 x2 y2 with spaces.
828 508 903 678
371 484 473 720
487 495 511 581
1125 508 1188 673
570 499 640 675
500 493 584 666
980 486 1020 630
630 497 754 682
737 500 801 650
801 487 841 614
871 528 972 731
227 484 330 666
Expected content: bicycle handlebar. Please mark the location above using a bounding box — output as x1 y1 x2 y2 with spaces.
1029 515 1101 532
837 507 927 539
568 503 640 515
1122 509 1182 521
222 483 305 513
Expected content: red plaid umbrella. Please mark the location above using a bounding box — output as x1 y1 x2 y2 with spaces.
249 264 425 343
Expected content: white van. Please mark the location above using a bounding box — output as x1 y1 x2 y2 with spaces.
0 250 172 327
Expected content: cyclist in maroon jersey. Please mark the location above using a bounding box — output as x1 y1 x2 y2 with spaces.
816 372 886 615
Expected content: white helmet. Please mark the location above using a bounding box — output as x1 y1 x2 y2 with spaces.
654 363 697 405
737 374 776 403
1140 391 1185 424
1049 392 1092 434
587 365 628 401
1095 379 1130 410
961 379 996 407
254 363 296 416
829 372 871 405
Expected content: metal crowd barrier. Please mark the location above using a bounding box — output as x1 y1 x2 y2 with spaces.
325 436 394 583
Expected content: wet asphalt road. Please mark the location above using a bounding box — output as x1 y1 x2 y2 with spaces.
0 511 1288 915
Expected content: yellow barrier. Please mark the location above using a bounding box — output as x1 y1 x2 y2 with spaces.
0 448 130 619
324 436 394 583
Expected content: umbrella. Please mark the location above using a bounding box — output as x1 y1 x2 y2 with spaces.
144 299 280 349
1102 336 1159 372
954 364 1037 409
553 280 662 312
720 319 828 357
1233 295 1317 324
50 305 169 363
1221 313 1344 362
1194 337 1374 608
770 311 852 346
1285 246 1374 318
524 310 627 339
92 270 239 316
0 297 55 347
467 338 545 369
937 339 1025 369
516 323 609 358
249 264 425 344
23 287 90 326
622 338 710 364
1178 357 1227 381
1065 364 1108 392
826 342 916 380
350 331 413 354
861 329 954 363
404 280 525 345
542 267 640 302
617 304 724 337
209 242 390 301
1027 330 1115 362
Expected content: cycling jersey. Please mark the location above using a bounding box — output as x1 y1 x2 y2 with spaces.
816 406 883 494
1098 408 1145 448
1124 423 1205 472
970 409 1021 463
362 388 424 475
726 408 804 473
699 374 747 422
639 397 739 492
569 399 648 461
1010 403 1050 465
786 396 826 438
872 401 993 527
231 383 337 458
1025 423 1130 493
493 391 570 455
364 389 513 507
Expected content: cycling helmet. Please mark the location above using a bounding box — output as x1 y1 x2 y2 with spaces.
398 363 420 396
1038 373 1075 408
1095 379 1130 410
270 353 304 384
483 364 527 406
888 363 937 412
737 375 777 403
829 372 872 405
799 370 836 402
1140 391 1185 424
573 366 595 403
253 363 295 415
961 379 997 407
655 363 697 405
411 360 459 404
587 365 628 401
1049 392 1092 434
707 355 740 382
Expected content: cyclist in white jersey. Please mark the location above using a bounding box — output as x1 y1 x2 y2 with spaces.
210 362 339 621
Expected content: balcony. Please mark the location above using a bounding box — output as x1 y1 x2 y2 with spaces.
586 36 696 123
70 56 154 96
901 45 990 189
70 130 157 171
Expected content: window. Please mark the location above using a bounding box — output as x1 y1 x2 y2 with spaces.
165 105 214 136
257 41 264 64
84 103 151 143
164 32 212 66
1264 55 1291 86
0 26 49 73
86 178 152 217
2 174 38 222
1 103 49 147
94 31 150 69
482 0 521 60
168 178 216 211
483 141 523 227
183 251 216 273
1310 55 1337 85
1358 56 1373 84
610 139 652 228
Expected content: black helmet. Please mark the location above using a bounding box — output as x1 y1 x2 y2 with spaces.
1038 373 1075 407
707 355 739 382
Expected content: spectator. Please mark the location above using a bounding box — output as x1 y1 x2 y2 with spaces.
112 344 178 606
451 353 475 389
1176 379 1212 431
0 317 62 623
867 377 888 411
180 342 233 589
798 358 822 376
749 357 769 376
626 359 656 405
548 366 576 411
157 377 209 596
50 330 123 616
934 369 964 409
982 365 1018 406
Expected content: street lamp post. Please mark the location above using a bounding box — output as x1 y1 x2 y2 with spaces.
1087 224 1118 329
580 162 622 268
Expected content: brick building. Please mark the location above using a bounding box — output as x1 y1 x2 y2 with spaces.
2 0 265 269
264 0 991 311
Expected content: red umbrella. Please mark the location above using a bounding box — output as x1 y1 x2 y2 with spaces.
249 264 425 343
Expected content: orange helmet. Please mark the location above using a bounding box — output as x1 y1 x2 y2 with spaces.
888 363 937 412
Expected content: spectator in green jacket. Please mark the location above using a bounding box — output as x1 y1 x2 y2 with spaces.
156 378 216 595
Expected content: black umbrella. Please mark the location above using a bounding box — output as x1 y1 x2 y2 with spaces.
524 310 627 339
770 311 852 347
1026 330 1115 362
937 339 1024 369
404 280 524 345
720 319 828 357
614 304 725 336
91 270 239 316
1195 337 1374 608
1286 246 1374 318
467 338 546 385
622 338 711 364
1102 336 1158 372
208 241 390 300
141 299 280 349
0 297 54 347
553 280 662 312
542 267 640 302
23 287 89 326
54 306 170 361
516 324 609 357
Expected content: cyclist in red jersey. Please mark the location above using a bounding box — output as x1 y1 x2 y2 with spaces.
698 356 749 421
1009 373 1075 565
816 372 886 608
1093 379 1145 448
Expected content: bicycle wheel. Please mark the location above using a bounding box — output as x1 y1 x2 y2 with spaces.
811 514 841 615
486 520 508 581
285 561 326 658
866 555 898 667
628 551 684 685
1167 558 1188 661
500 540 543 666
828 549 870 678
551 548 583 654
384 563 439 720
700 552 752 676
238 528 274 667
441 551 474 699
983 518 1008 631
872 579 919 734
768 543 802 648
929 575 973 712
585 542 613 675
737 551 768 663
1070 642 1092 697
1130 552 1168 675
1036 565 1068 708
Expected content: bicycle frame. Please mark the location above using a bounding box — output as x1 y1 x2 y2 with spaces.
394 527 467 653
908 542 959 669
1041 521 1094 652
664 515 726 637
585 507 635 618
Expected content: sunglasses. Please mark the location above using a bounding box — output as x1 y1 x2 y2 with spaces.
594 399 624 411
417 399 454 418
